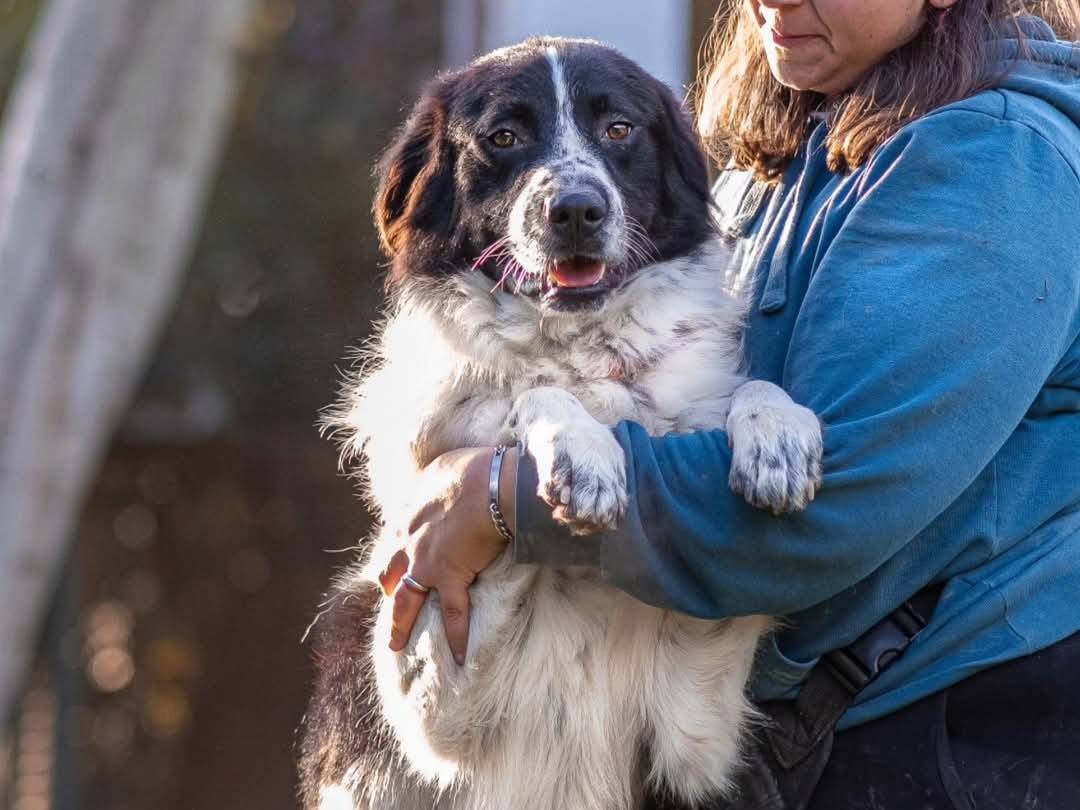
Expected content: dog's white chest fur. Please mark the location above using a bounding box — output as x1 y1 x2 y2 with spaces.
341 240 745 486
321 237 824 810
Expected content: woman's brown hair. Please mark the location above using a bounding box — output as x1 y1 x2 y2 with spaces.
695 0 1080 180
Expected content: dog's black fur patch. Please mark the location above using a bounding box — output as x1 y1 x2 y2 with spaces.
373 38 711 292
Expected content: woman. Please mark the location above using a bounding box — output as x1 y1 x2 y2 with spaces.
380 1 1080 806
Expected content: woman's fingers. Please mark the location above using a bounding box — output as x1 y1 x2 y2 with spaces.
382 447 505 663
439 585 471 666
378 548 410 596
388 575 428 652
386 564 473 666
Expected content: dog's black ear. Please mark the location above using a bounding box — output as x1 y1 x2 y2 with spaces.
373 81 458 259
651 79 711 216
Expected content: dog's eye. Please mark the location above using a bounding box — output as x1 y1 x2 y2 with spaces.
606 122 633 141
489 130 518 148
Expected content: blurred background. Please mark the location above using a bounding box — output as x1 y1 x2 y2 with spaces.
0 1 719 808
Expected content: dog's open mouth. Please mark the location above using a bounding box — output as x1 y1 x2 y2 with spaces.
548 257 606 289
477 248 616 308
542 256 607 304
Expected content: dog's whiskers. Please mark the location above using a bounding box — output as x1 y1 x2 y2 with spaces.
471 236 514 273
626 217 656 267
470 237 535 295
513 262 532 293
490 252 531 294
491 263 516 294
625 216 661 266
624 234 654 270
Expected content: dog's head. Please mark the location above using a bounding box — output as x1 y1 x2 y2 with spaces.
374 38 712 311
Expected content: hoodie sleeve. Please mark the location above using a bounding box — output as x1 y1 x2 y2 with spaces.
512 108 1080 619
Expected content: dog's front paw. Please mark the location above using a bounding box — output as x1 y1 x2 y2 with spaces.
530 425 628 535
508 387 629 534
726 381 823 515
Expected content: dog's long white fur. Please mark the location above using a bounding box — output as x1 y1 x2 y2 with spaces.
322 240 824 810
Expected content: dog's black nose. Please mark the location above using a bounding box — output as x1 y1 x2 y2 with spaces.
546 190 608 239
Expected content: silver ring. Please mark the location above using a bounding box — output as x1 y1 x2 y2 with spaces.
401 573 431 594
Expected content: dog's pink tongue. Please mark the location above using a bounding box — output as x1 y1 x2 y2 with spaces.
550 258 606 288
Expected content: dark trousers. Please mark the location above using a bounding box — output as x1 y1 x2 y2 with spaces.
808 631 1080 810
646 632 1080 810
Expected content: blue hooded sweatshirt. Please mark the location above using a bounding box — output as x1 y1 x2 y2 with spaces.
513 18 1080 728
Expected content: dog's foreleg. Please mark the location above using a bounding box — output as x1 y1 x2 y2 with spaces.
505 386 628 535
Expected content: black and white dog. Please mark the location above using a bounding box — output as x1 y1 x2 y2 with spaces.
299 38 822 810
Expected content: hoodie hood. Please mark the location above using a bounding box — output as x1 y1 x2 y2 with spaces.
719 14 1080 317
994 15 1080 131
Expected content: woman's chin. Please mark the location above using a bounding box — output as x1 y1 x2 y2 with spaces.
764 52 853 95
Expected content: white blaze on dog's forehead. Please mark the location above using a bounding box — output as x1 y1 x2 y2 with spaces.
545 45 590 162
540 45 625 244
503 45 631 279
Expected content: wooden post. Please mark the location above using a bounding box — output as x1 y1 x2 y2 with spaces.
0 0 256 722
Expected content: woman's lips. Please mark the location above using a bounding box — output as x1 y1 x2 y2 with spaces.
769 28 818 48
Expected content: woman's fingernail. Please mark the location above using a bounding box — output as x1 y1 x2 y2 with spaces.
455 654 465 666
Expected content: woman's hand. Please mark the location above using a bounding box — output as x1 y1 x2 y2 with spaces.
379 445 518 665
